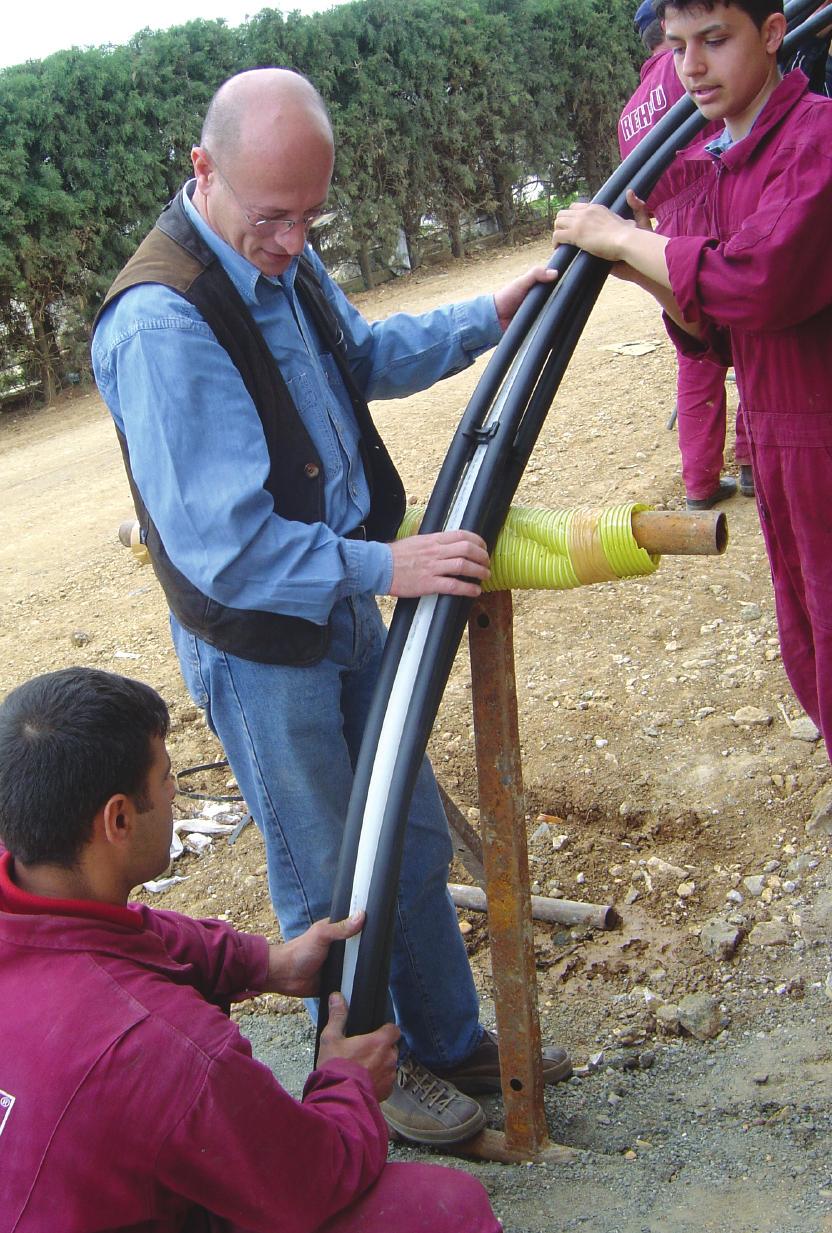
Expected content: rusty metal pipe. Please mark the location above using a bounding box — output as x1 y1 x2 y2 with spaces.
631 509 728 556
448 883 617 931
468 591 549 1154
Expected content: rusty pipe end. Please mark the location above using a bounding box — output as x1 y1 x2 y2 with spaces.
632 509 729 556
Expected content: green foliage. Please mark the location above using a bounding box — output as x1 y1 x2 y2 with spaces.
0 0 640 401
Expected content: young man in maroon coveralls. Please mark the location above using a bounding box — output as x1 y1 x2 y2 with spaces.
0 667 501 1233
618 1 752 510
555 0 832 756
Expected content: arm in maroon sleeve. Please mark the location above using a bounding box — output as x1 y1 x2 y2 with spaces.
137 904 270 1002
663 306 734 368
159 1046 389 1233
666 138 832 335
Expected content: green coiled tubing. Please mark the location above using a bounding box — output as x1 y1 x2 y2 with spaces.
397 503 660 593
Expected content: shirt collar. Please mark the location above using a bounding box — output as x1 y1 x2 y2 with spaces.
682 69 807 169
702 69 790 160
0 849 143 930
182 179 300 304
705 126 734 156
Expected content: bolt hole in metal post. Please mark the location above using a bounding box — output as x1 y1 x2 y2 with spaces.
510 1078 524 1092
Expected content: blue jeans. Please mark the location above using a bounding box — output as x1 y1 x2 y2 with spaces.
170 594 482 1069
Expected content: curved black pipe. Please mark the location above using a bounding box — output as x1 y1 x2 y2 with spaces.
316 0 828 1053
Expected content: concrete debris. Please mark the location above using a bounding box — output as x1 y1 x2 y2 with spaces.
655 1003 681 1035
748 920 792 947
699 918 743 960
789 716 822 742
646 856 689 881
677 992 727 1041
805 784 832 836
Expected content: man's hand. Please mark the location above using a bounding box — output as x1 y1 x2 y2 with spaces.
552 202 634 262
493 263 558 331
317 992 400 1101
263 913 366 998
554 194 678 315
388 530 490 598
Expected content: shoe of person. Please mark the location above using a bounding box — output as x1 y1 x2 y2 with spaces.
432 1028 573 1095
739 465 755 497
380 1057 487 1145
685 477 738 510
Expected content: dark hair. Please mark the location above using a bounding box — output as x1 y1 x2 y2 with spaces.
0 668 169 867
643 18 668 50
655 0 784 28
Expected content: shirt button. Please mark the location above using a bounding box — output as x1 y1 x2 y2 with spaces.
304 462 321 479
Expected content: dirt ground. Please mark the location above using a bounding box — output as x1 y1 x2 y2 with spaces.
2 236 831 1231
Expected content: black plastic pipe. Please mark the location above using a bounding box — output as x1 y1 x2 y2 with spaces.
315 0 828 1052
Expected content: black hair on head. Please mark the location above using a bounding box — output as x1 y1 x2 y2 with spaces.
655 0 784 29
0 667 169 866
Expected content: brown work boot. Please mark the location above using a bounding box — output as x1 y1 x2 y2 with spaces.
433 1028 573 1095
381 1057 486 1145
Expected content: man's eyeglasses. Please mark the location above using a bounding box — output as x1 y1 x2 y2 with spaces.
205 150 337 234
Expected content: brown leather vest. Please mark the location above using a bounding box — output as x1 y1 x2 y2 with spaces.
93 190 405 665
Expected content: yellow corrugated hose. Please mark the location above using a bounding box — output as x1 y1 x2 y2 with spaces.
397 504 660 592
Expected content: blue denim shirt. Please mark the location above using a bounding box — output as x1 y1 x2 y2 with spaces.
92 184 502 624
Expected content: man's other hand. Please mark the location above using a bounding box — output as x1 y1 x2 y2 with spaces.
388 530 490 598
263 913 366 998
493 263 558 331
318 993 401 1100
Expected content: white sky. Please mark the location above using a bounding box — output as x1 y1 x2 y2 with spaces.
2 0 353 70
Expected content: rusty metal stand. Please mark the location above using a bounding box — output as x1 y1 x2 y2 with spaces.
447 590 574 1165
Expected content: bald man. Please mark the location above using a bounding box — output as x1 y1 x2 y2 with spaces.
92 68 570 1147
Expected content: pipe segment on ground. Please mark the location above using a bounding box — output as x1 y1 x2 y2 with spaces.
314 1 825 1050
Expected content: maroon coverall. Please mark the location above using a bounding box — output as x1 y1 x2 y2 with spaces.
0 851 500 1233
661 72 832 754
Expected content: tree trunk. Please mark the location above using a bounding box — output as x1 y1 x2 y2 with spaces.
447 214 465 259
357 243 374 290
493 169 516 242
29 305 58 405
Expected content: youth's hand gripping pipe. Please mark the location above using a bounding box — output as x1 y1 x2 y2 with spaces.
315 1 829 1049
